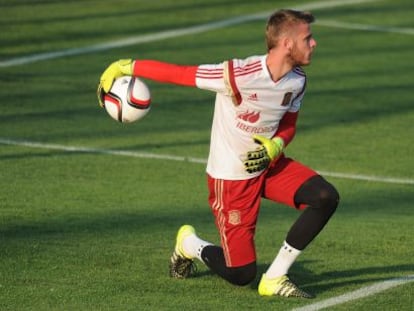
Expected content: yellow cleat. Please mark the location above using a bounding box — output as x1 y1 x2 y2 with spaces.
169 225 197 279
258 274 314 298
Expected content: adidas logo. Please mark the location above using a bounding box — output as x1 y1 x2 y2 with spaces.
248 93 258 101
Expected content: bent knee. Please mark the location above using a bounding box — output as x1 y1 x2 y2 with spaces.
227 262 257 286
319 184 340 213
321 184 340 203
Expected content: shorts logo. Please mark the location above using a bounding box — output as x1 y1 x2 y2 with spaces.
281 92 293 106
228 210 241 225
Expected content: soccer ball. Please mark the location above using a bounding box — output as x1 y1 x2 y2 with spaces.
103 76 151 123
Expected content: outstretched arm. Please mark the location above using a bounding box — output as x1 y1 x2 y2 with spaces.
97 59 199 106
133 60 198 87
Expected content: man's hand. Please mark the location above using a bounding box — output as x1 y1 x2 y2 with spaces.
97 59 134 107
243 135 284 173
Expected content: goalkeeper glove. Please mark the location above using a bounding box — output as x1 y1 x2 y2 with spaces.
243 135 284 173
97 59 134 107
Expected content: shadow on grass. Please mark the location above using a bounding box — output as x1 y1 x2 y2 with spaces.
242 261 414 298
306 263 414 294
0 211 210 238
257 260 414 296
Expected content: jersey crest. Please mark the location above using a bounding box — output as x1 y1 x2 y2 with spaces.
281 92 293 106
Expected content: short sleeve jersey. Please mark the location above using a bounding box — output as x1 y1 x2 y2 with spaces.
195 54 307 180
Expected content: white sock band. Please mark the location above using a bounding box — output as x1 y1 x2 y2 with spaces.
265 241 302 279
183 234 212 261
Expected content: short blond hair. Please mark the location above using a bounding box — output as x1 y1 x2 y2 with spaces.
265 9 315 51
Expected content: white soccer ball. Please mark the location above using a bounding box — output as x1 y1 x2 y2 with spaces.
103 76 151 123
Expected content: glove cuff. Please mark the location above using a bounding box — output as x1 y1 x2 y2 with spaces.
272 136 285 149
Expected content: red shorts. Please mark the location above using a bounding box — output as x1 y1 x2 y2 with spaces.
207 155 317 267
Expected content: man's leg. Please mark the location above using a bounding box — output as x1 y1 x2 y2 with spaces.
264 175 339 275
170 176 263 285
259 158 339 297
201 245 256 286
287 175 340 249
169 225 256 285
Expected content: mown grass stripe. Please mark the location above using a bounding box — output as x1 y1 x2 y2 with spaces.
1 137 413 185
0 0 381 68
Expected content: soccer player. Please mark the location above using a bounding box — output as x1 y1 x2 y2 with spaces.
97 9 339 298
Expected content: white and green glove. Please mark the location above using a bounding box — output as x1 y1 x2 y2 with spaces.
243 135 284 173
97 59 134 107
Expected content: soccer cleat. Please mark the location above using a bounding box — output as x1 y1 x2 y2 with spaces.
169 225 197 279
258 274 314 298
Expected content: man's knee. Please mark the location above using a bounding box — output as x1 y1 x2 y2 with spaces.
227 262 257 286
319 182 340 214
201 246 257 286
296 175 340 214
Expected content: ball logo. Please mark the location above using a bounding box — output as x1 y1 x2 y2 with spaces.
104 76 151 123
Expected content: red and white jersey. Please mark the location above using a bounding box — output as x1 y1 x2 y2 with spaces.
195 54 306 180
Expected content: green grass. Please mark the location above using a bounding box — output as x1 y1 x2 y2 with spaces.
1 0 414 310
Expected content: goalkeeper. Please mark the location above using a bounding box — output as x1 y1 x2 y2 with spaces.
98 9 339 298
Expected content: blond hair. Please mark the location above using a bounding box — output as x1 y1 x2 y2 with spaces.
265 9 315 51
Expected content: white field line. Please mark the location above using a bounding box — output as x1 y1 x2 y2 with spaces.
1 138 413 185
0 0 381 68
292 275 414 311
0 138 207 164
316 20 414 35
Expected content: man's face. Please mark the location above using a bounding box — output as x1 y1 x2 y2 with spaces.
289 22 317 66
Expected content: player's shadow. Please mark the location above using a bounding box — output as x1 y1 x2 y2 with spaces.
183 260 414 294
251 261 414 294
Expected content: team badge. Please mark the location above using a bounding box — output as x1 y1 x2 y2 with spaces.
281 92 293 106
228 210 241 225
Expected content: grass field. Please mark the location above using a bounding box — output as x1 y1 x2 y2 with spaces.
1 0 413 310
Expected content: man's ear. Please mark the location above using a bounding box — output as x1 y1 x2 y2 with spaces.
283 37 294 51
